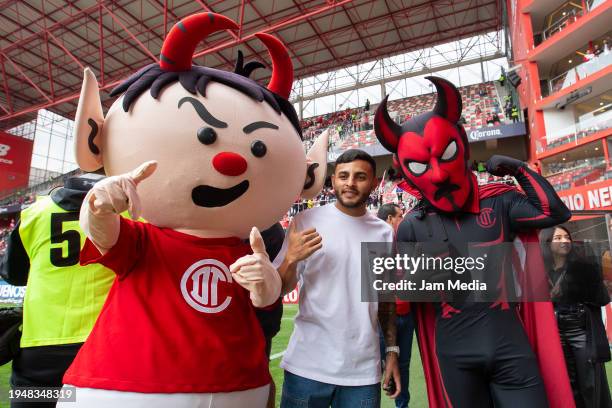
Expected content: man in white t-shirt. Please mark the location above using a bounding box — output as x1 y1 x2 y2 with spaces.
275 149 400 408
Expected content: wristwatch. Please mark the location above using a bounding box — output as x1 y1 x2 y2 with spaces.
385 346 400 356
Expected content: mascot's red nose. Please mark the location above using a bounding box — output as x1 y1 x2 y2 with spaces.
212 152 248 176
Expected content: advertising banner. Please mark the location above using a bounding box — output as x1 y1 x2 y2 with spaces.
327 122 527 162
0 131 33 197
557 179 612 211
0 280 25 304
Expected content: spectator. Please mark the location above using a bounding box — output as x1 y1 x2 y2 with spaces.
362 112 370 130
511 105 520 123
396 185 403 203
365 98 370 112
492 98 500 113
505 100 513 119
492 112 501 124
275 149 400 407
540 226 611 408
594 43 603 56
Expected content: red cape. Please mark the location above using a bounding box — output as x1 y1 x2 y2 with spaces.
404 183 575 408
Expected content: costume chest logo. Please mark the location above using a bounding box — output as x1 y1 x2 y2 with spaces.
180 259 233 313
477 207 496 228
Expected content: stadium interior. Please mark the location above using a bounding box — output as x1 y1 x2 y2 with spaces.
0 0 611 406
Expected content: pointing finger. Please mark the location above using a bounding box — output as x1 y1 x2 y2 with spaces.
130 160 158 185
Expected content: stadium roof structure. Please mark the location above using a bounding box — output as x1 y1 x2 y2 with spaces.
0 0 502 131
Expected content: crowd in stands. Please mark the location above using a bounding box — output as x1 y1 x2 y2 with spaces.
0 194 34 257
0 193 34 256
300 81 518 153
545 157 609 191
5 193 35 207
387 81 514 129
0 219 16 257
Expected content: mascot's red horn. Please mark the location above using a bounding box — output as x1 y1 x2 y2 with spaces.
374 76 463 153
159 12 293 99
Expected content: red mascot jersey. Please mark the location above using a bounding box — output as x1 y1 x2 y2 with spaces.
63 218 271 393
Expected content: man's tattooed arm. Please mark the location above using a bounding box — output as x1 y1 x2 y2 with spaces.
378 301 397 348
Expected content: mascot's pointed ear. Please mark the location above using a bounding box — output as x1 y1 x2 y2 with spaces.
74 68 104 172
301 129 329 199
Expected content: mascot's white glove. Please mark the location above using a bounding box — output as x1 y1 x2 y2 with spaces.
80 161 157 253
230 227 282 308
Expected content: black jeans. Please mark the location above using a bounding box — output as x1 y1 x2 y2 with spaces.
557 308 612 408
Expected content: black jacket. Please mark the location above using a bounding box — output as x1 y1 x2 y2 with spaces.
550 254 611 362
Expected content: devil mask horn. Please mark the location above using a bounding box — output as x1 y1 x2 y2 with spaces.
426 76 462 123
374 76 464 153
374 95 402 153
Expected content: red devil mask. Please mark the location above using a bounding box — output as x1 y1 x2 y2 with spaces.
375 77 478 214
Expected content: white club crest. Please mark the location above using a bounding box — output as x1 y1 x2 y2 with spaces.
180 259 232 313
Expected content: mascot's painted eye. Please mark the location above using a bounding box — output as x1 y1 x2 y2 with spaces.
407 161 427 176
197 127 217 145
440 140 457 162
251 140 267 158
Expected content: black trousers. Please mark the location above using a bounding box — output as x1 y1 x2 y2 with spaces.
10 344 82 408
557 311 612 408
435 307 548 408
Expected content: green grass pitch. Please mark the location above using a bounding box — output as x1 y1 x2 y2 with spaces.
0 304 609 407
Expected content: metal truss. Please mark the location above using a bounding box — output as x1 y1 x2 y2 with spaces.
0 0 501 130
291 30 504 104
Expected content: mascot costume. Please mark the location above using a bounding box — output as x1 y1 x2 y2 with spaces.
58 12 328 408
374 76 576 408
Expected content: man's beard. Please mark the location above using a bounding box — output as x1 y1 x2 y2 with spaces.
334 187 370 208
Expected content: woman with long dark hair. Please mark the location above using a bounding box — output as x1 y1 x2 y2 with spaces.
540 225 612 408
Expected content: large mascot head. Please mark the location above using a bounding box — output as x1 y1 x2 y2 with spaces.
375 76 477 213
73 12 327 238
